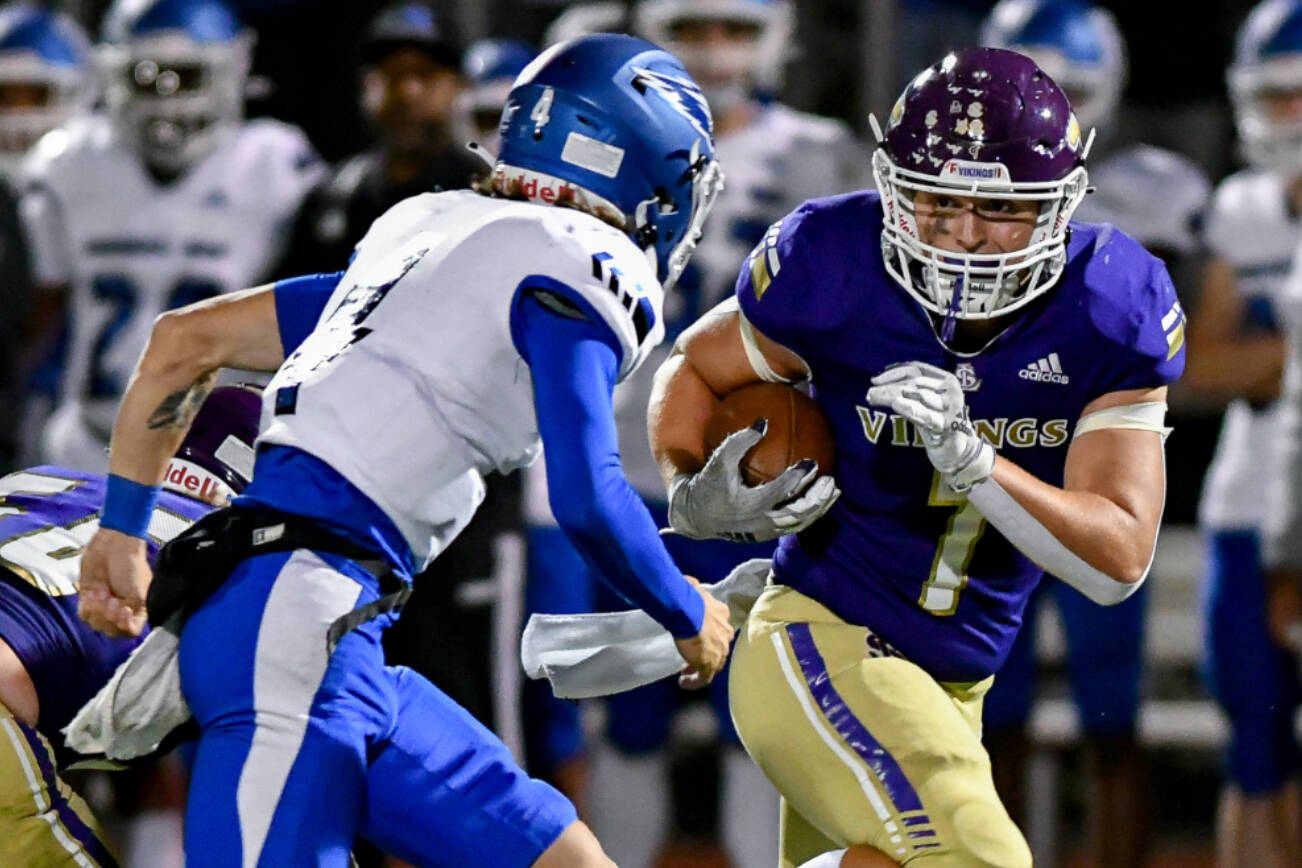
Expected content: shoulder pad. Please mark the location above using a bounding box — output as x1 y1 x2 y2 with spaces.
495 205 664 380
1079 226 1185 384
1204 169 1283 256
736 192 872 350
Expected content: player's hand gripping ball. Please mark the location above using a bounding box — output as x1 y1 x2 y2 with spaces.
668 384 841 543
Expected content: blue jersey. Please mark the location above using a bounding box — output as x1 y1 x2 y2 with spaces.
0 466 210 751
737 191 1185 682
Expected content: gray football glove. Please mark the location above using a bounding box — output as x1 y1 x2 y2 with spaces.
867 362 995 492
667 420 841 543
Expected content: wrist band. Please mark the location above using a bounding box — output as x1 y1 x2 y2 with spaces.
100 474 161 539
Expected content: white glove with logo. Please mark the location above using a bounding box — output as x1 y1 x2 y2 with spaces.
866 362 995 492
668 420 841 543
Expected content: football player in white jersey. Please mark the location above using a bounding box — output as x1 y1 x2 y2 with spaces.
520 4 866 866
21 0 322 474
1213 4 1302 866
76 34 768 868
978 4 1211 865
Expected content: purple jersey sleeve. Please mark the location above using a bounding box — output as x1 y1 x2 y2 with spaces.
734 195 863 363
1080 226 1186 396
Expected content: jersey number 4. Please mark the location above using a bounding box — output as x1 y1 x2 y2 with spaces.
89 276 223 399
920 472 988 615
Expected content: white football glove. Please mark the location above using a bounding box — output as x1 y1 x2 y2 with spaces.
866 362 995 492
668 420 841 543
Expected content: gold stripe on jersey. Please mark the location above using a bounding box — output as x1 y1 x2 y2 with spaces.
749 220 784 300
729 585 1031 867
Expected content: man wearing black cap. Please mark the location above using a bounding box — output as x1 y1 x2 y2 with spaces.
277 0 483 275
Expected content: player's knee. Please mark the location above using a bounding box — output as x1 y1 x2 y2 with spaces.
531 820 615 868
944 800 1032 868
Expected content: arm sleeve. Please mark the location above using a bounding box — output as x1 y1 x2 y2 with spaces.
514 290 705 639
273 271 343 355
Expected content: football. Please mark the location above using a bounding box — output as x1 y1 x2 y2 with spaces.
703 383 836 486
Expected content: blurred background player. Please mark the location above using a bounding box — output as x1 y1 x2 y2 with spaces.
0 386 258 868
22 0 321 474
277 0 476 275
1186 2 1302 865
977 2 1211 866
0 4 92 475
458 37 534 153
520 2 867 867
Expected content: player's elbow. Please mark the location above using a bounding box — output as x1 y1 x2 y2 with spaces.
550 488 611 542
141 309 221 382
1092 549 1151 604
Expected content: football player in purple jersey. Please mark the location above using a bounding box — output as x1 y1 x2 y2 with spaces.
0 386 258 867
649 47 1183 867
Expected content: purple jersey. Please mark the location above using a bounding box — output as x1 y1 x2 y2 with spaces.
737 191 1184 682
0 466 210 752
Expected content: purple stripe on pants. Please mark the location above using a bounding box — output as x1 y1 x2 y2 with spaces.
17 719 121 868
785 623 926 815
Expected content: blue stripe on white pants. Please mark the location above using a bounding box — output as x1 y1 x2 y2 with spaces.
179 550 372 868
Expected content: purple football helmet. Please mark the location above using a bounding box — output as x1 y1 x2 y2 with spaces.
162 384 261 504
871 47 1090 324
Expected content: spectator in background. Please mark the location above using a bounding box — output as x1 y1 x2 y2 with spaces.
1215 4 1302 867
0 4 93 474
522 3 866 867
978 4 1210 866
276 0 478 276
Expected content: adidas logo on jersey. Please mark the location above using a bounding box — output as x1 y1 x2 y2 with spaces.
1019 353 1069 384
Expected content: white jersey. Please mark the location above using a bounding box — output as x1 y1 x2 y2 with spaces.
21 113 322 469
260 191 664 568
1199 169 1298 530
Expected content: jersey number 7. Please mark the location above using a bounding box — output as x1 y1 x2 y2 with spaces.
920 472 988 615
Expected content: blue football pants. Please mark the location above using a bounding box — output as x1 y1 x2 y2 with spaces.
178 548 576 868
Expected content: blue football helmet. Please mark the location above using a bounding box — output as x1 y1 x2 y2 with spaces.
460 38 536 151
0 4 91 178
99 0 252 175
1230 0 1302 171
980 0 1126 135
634 0 792 110
495 33 723 291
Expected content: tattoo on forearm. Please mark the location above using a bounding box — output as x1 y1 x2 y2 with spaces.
146 371 217 430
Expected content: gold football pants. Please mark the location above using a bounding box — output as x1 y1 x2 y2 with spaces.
729 585 1032 867
0 702 118 867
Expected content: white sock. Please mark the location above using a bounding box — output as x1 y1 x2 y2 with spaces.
587 741 668 868
722 745 781 868
797 849 848 868
124 809 185 868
